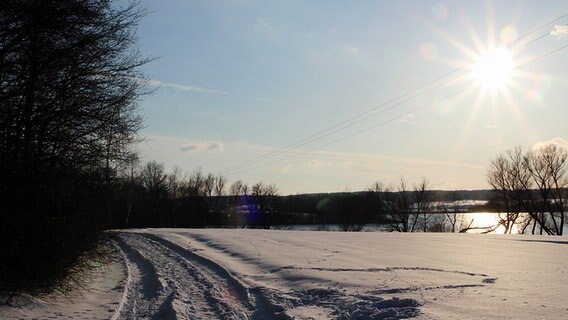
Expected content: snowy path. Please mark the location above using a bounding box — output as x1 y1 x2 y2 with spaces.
112 232 281 319
2 230 567 319
112 231 424 319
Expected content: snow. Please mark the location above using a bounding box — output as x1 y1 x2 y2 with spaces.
2 229 568 319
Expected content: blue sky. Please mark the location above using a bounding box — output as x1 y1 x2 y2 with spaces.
132 0 568 194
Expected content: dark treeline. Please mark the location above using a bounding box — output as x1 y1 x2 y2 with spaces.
0 0 149 301
105 159 566 236
105 164 498 233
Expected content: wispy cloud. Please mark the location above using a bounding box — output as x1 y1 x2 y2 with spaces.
551 25 568 36
398 113 416 124
208 142 223 151
145 79 229 95
180 141 225 152
179 144 198 152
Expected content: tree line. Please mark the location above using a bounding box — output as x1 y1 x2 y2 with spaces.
107 160 279 229
0 0 148 301
109 164 493 234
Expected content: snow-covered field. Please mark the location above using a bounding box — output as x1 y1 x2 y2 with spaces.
2 229 567 319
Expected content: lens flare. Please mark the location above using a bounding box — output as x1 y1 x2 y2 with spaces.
526 73 550 104
420 43 438 60
500 26 518 44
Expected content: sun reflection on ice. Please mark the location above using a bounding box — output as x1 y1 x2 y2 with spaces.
466 212 522 234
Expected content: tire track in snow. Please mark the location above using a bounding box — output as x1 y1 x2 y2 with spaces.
170 233 423 319
273 265 492 278
111 234 163 319
113 232 284 319
139 233 290 319
122 233 243 319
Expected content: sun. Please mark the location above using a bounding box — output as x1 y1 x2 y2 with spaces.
471 47 514 91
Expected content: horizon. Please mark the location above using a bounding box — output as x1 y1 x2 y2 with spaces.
133 0 568 194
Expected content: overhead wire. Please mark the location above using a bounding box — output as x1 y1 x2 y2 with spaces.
225 42 568 176
219 13 568 176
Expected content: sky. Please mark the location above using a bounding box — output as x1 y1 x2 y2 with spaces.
130 0 568 194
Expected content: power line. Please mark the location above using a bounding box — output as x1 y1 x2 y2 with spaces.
225 42 568 176
219 13 568 175
218 66 468 174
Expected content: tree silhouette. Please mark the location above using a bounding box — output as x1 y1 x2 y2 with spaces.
0 0 148 299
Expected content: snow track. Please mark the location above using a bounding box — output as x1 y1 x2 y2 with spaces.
112 231 425 319
112 232 282 319
3 230 566 319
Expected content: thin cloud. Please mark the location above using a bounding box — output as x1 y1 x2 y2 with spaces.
180 141 224 152
180 144 199 152
551 25 568 36
208 142 224 151
398 113 416 124
146 79 229 95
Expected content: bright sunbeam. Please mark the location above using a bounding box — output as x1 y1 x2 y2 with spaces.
471 47 514 91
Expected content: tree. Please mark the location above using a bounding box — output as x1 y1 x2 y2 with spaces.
140 161 168 226
0 0 148 299
526 144 567 235
230 180 249 196
487 148 528 234
203 173 227 226
228 180 249 227
369 178 436 232
413 177 432 232
251 182 279 228
488 145 568 235
369 179 410 232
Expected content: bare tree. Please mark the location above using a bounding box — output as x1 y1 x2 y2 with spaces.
228 180 249 227
251 182 279 228
205 174 227 226
166 166 183 199
370 179 415 232
183 168 205 197
230 180 249 196
445 192 464 233
0 0 149 298
487 148 529 234
369 178 435 232
119 154 141 227
413 177 432 232
526 144 567 235
488 145 567 235
369 181 396 228
140 161 168 226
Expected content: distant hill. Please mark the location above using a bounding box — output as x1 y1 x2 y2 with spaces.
281 189 494 202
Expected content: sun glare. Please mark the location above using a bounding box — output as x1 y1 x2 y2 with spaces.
471 47 513 91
